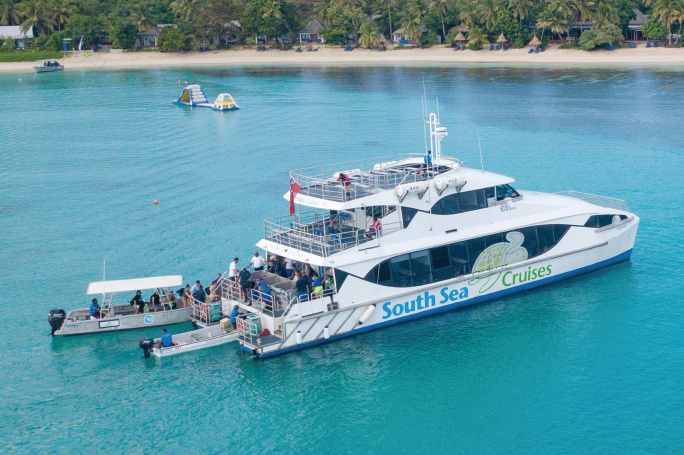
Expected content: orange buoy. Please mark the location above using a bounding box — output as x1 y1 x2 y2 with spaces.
18 79 21 82
153 200 159 205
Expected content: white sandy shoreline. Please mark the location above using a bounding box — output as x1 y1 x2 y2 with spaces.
4 45 684 73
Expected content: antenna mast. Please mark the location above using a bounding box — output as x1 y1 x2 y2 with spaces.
477 128 484 173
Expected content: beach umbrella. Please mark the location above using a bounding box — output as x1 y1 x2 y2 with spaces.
454 22 469 33
496 33 508 44
453 32 466 43
377 34 387 43
529 34 541 47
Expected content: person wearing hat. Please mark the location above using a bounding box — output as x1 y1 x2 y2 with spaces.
131 290 144 314
230 304 240 330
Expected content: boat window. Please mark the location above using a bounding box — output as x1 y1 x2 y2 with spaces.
401 207 420 228
485 186 495 200
363 224 572 288
496 184 520 201
430 189 488 215
583 214 627 228
459 191 480 212
584 215 599 228
390 254 412 287
433 193 460 215
334 269 349 291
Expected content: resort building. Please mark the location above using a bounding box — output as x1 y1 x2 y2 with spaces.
0 26 34 49
392 25 430 45
299 18 325 44
627 9 650 41
136 27 160 47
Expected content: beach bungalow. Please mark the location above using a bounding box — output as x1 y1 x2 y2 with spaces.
136 27 160 47
627 9 649 41
299 18 325 44
449 22 469 34
0 26 34 49
392 25 430 45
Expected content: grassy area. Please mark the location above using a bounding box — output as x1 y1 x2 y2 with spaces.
0 50 64 63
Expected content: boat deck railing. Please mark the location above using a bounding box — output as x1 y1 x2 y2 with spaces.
263 210 401 257
290 154 460 202
555 191 631 212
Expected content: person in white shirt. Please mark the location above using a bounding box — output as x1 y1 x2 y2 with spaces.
228 258 239 281
249 252 265 271
285 258 295 278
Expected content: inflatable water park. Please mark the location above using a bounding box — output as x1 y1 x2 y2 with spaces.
174 84 239 111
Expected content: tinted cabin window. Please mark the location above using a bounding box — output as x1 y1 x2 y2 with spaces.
390 254 412 287
537 225 555 254
519 226 539 258
449 242 470 277
584 214 626 228
402 207 420 228
484 233 504 247
459 191 480 212
584 216 599 228
377 261 392 286
431 246 451 282
411 250 432 286
334 269 348 290
467 237 486 265
485 187 495 200
434 194 460 215
496 184 520 201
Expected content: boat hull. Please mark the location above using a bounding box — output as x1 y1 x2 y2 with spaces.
55 307 193 336
243 217 639 358
34 66 64 73
151 326 238 357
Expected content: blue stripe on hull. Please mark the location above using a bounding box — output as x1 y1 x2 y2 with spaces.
253 249 633 359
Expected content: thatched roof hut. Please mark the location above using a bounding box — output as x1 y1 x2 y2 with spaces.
496 32 508 44
451 22 469 33
529 35 541 46
453 32 466 42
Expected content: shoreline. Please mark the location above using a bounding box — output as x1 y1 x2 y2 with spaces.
4 45 684 73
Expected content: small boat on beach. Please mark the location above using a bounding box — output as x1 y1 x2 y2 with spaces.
49 275 193 336
34 59 63 73
139 321 238 358
174 84 239 111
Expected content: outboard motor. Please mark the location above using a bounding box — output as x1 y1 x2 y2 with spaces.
139 338 154 359
48 309 66 335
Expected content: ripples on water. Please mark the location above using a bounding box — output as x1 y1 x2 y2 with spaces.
1 65 683 454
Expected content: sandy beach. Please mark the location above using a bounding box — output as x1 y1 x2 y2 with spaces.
4 45 684 72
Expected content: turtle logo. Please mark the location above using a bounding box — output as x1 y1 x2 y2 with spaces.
469 231 528 294
143 315 154 325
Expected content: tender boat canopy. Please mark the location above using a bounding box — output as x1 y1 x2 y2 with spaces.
87 275 183 295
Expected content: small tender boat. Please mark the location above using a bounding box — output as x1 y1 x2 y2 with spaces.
49 275 193 336
174 84 239 111
139 320 238 358
34 59 64 73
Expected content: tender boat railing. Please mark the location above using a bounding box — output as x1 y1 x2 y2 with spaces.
290 154 461 202
555 191 631 212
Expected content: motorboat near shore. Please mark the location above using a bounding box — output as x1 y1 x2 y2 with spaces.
173 84 239 111
49 275 193 336
34 59 63 73
139 320 238 358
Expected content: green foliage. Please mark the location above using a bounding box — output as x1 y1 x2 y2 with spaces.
358 21 379 48
495 8 526 42
641 16 668 38
613 0 638 31
1 36 16 49
242 0 300 43
466 41 480 49
421 30 440 44
0 49 61 60
158 25 191 50
110 22 137 49
43 31 65 51
320 26 350 44
65 13 104 47
577 22 623 49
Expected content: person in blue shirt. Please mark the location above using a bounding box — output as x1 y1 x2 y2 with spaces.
230 304 240 330
90 298 102 319
239 267 252 302
295 271 309 301
255 277 272 309
160 329 173 347
424 150 432 165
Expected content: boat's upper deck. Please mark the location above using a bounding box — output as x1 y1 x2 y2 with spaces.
289 154 461 205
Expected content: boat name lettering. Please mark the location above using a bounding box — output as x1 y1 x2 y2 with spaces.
502 265 552 287
381 287 469 319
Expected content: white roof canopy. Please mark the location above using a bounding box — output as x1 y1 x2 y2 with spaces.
87 275 183 295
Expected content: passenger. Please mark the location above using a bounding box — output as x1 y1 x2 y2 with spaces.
90 298 102 319
166 291 177 310
249 252 265 271
150 290 161 311
181 284 191 308
191 280 201 293
424 150 432 166
239 267 252 302
337 172 352 199
131 290 144 314
160 329 173 347
328 221 340 235
277 257 288 278
266 259 276 274
216 273 224 289
366 215 381 239
295 271 309 301
230 304 239 330
255 276 273 310
192 284 206 304
228 257 239 282
311 274 324 298
285 257 295 278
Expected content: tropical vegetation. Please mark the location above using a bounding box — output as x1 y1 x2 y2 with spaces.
0 0 682 54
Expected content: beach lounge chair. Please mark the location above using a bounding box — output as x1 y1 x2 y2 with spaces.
381 46 386 51
461 45 465 50
646 42 651 47
541 46 546 52
503 45 509 51
616 43 621 48
495 45 500 51
296 47 302 52
654 41 658 47
528 48 534 54
489 45 494 50
534 47 539 53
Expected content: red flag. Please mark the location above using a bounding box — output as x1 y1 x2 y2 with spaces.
289 177 301 216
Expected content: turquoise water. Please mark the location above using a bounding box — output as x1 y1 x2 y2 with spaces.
1 65 684 454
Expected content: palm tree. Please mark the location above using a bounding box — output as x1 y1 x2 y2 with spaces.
18 0 54 34
429 0 449 40
573 0 595 21
547 0 575 17
509 0 532 21
478 0 502 32
654 0 679 44
399 4 422 45
130 3 154 33
358 20 379 47
313 0 334 26
170 0 200 22
593 1 619 28
47 0 73 32
467 26 489 48
1 0 21 25
537 9 569 43
262 0 282 20
457 0 478 27
673 0 684 42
